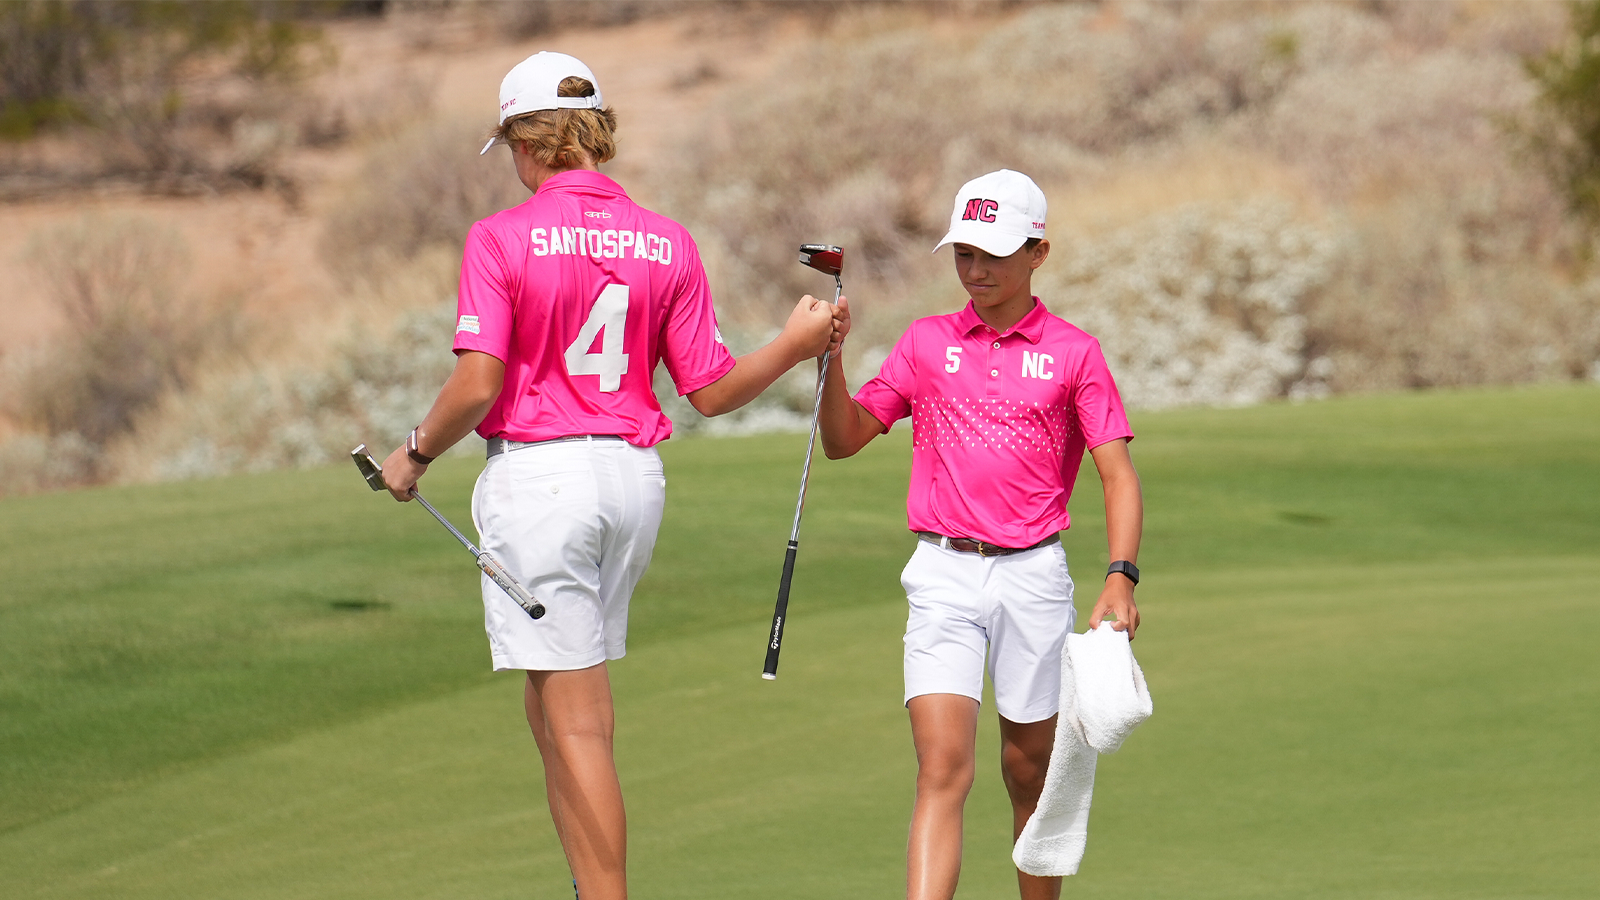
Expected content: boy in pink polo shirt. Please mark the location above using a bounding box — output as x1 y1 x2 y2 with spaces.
378 52 840 900
818 169 1143 900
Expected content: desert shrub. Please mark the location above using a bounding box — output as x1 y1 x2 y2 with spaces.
482 0 692 39
112 299 467 483
1251 48 1539 201
114 296 826 484
0 0 337 195
1039 201 1339 409
319 115 529 286
1307 193 1600 391
6 217 222 442
654 4 1392 346
0 215 239 492
0 432 97 496
1521 0 1600 235
650 1 1598 409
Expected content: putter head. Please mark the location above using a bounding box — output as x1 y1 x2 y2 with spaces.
798 243 843 278
350 444 386 492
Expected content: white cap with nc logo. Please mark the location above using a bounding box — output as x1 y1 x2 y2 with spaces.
933 169 1048 257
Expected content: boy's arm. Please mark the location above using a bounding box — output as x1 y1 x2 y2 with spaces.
380 350 505 501
817 297 887 459
686 294 839 417
1087 438 1143 639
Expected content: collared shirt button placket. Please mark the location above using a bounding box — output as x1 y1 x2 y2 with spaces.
984 330 1004 397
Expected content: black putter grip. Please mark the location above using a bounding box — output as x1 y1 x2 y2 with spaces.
762 541 800 679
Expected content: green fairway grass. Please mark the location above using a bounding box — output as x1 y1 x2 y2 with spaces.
2 384 1597 898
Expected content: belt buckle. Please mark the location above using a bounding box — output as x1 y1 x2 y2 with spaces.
977 541 1000 558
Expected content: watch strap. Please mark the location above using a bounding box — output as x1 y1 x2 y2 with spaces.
1106 560 1140 586
407 428 436 465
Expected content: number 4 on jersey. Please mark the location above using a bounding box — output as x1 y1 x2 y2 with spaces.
564 282 630 392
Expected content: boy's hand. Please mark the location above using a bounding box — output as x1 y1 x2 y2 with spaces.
828 295 851 355
783 294 835 361
380 444 424 502
1089 577 1139 640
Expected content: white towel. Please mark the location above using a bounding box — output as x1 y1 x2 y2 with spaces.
1012 620 1152 877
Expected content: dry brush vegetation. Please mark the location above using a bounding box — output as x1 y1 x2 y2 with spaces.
660 1 1600 405
4 0 1600 496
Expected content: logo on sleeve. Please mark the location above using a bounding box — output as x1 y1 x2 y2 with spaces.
456 315 480 335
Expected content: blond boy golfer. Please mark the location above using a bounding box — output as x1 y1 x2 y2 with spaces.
380 52 840 900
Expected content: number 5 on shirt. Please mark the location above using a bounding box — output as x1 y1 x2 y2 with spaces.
564 282 630 392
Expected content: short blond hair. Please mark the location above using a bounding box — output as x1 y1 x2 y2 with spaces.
489 76 617 168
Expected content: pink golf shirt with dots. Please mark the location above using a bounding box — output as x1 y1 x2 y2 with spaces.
453 170 735 447
854 299 1133 548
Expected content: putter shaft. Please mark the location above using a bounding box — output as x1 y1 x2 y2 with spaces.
785 275 842 543
763 256 843 680
350 444 545 620
409 490 477 553
413 488 545 620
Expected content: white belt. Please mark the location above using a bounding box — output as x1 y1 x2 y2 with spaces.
486 434 626 458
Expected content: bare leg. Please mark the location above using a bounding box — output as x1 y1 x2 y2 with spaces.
906 693 980 900
524 675 577 881
999 714 1061 900
525 664 628 900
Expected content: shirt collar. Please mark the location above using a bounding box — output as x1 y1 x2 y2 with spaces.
536 169 628 199
957 298 1047 344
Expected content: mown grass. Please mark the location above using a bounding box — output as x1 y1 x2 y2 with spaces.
1 384 1597 898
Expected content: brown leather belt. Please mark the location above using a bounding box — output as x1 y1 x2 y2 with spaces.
916 531 1060 557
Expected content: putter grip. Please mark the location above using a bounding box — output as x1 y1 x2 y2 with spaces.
478 552 546 620
762 541 799 679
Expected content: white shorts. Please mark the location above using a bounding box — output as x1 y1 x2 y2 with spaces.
900 538 1075 724
470 439 666 672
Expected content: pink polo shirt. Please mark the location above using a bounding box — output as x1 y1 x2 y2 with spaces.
453 170 735 447
854 299 1133 547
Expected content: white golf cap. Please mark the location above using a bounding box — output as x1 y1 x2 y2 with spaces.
479 51 604 155
933 169 1048 257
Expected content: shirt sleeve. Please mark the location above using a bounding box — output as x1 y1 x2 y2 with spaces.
453 222 514 362
853 325 918 432
659 236 737 396
1073 338 1134 449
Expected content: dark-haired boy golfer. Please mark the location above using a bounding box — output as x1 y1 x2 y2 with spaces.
817 169 1142 900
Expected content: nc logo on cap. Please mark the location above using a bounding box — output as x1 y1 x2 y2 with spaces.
933 169 1047 257
962 199 1000 223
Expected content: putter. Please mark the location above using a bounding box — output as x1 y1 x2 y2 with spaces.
350 444 545 620
762 244 843 680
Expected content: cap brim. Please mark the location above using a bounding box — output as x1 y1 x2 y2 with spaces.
479 136 499 156
933 224 1029 258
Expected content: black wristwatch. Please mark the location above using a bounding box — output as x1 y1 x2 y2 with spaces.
1106 560 1140 586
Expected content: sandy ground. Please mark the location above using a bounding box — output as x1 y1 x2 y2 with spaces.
0 7 802 357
